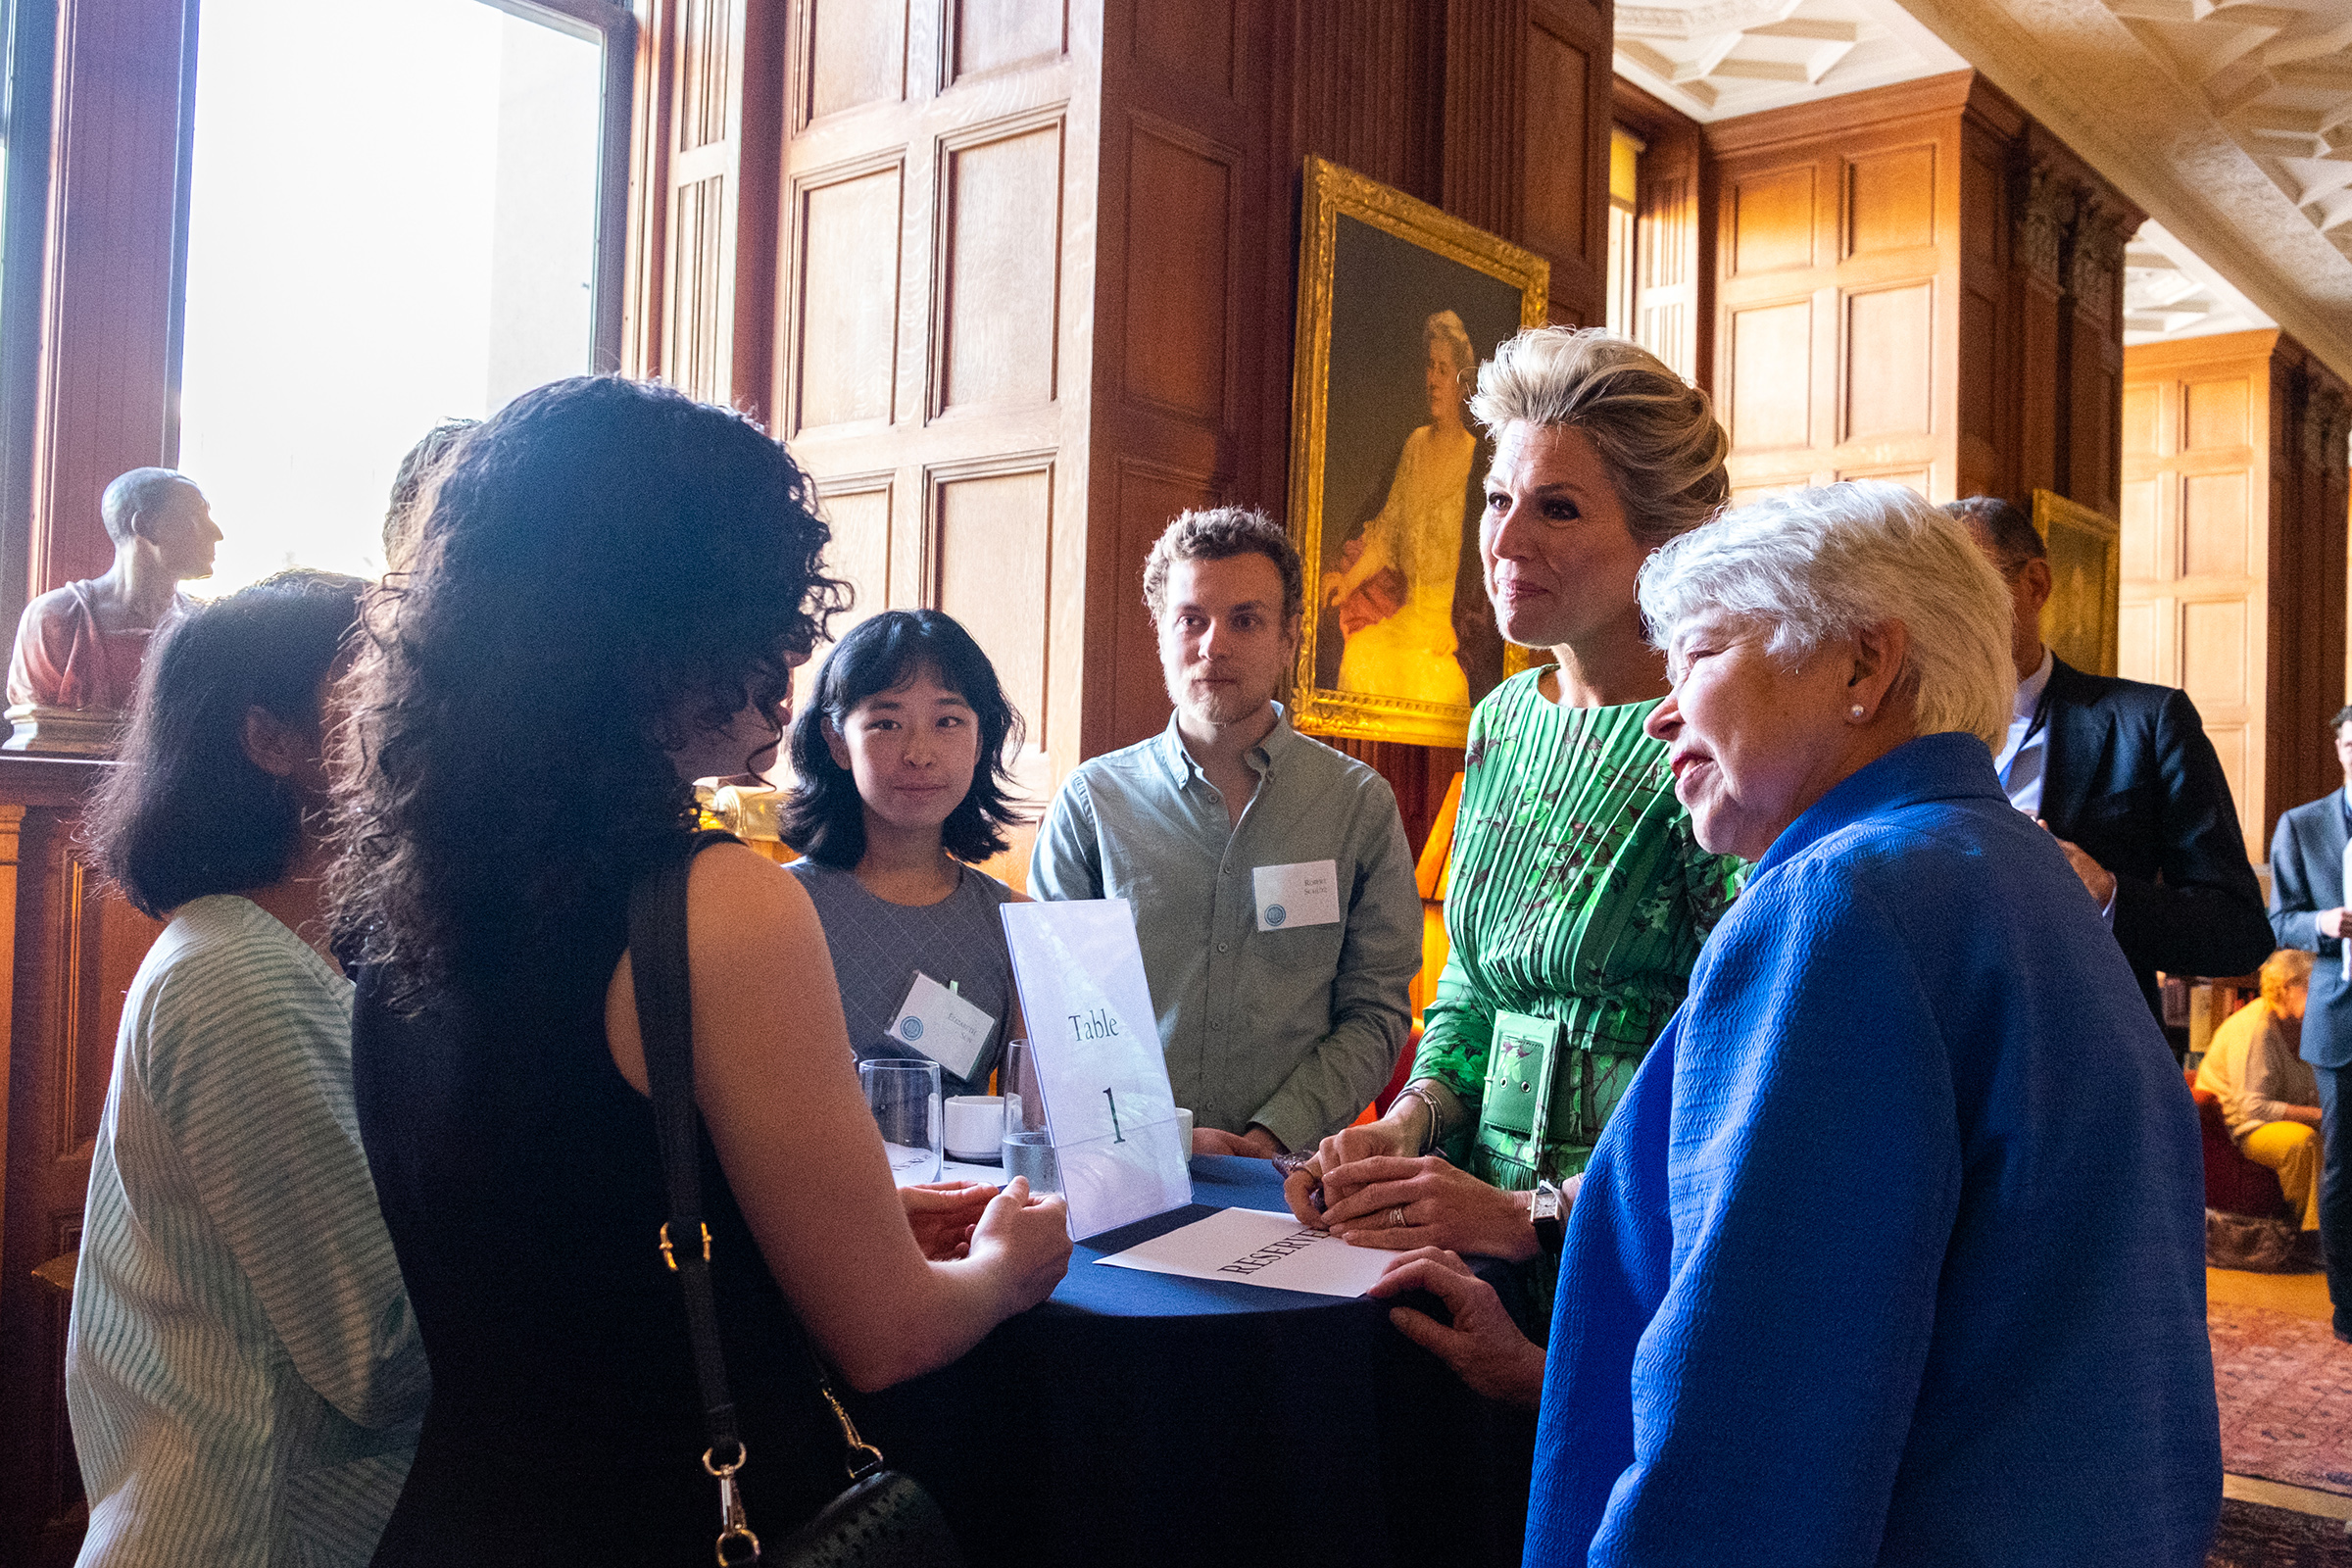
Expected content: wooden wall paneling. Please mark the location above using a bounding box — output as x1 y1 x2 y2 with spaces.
789 152 905 435
932 112 1064 416
0 760 166 1568
2122 330 2275 858
1525 0 1610 325
1441 0 1525 243
796 0 909 127
1707 74 2042 508
649 0 783 416
2273 348 2350 834
1086 0 1266 757
948 0 1068 87
1612 75 1709 389
777 0 1092 811
25 0 189 601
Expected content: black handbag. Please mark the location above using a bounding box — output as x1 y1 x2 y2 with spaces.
629 833 966 1568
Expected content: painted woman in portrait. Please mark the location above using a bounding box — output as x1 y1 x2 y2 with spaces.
1321 310 1479 709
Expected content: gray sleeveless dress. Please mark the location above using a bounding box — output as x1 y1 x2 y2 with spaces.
785 859 1017 1098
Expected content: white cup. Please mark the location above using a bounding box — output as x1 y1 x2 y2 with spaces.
945 1095 1006 1162
1175 1107 1195 1151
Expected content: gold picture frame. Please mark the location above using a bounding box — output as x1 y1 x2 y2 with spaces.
2032 489 2121 678
1286 157 1550 749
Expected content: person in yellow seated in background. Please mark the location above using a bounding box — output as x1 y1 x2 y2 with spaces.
2197 948 2323 1230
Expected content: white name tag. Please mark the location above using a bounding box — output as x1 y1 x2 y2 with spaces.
886 971 996 1082
1252 859 1342 933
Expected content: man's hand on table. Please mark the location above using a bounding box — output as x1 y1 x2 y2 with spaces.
1370 1249 1544 1409
1193 1125 1286 1157
902 1181 998 1260
1311 1155 1540 1261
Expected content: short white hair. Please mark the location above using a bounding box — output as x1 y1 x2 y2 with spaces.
1638 481 2015 752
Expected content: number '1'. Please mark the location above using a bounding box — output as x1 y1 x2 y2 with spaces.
1103 1088 1125 1143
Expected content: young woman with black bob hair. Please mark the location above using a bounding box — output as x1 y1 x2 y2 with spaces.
782 609 1030 1098
328 376 1069 1563
69 570 429 1568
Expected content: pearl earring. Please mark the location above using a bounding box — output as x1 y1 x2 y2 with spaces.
1848 704 1867 721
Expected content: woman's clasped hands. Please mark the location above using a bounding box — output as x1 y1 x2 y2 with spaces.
1282 1125 1540 1264
902 1177 1071 1295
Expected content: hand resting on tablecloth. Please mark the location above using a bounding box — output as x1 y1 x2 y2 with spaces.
1369 1248 1544 1409
1282 1150 1542 1262
902 1180 1000 1260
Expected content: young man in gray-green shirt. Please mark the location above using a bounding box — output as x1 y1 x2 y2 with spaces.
1029 508 1422 1154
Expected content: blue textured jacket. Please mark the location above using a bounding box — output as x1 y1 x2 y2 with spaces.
1528 732 2219 1567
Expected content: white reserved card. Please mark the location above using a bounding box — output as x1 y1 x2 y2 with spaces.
886 971 995 1081
1001 900 1192 1240
1097 1206 1396 1298
1252 859 1341 933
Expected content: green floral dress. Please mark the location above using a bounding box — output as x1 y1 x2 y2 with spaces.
1416 668 1743 1189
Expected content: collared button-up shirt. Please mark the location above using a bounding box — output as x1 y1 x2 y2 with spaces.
1029 705 1421 1151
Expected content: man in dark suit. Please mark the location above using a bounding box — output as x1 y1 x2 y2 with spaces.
2269 706 2352 1335
1949 497 2272 1026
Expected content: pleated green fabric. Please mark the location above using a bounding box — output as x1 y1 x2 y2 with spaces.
1415 669 1743 1188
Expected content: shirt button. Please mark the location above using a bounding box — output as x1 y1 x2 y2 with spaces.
1216 942 1230 953
1212 1020 1225 1031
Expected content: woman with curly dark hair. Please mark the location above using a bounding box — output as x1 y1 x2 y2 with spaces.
782 609 1030 1100
331 376 1070 1564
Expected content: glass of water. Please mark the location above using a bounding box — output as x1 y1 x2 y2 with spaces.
860 1058 942 1184
998 1039 1058 1194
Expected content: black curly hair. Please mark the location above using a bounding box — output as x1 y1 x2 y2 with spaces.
781 610 1027 869
326 376 847 1005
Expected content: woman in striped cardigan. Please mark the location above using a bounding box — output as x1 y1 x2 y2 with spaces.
67 571 426 1568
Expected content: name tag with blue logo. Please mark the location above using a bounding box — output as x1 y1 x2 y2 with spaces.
1251 859 1341 934
886 970 994 1081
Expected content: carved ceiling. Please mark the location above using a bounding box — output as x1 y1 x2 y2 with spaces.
2098 0 2352 264
2124 219 2278 344
1612 0 1970 120
1889 0 2352 381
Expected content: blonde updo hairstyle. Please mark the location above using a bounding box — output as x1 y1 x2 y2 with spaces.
1466 327 1730 549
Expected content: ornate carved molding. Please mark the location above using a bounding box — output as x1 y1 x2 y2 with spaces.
2067 197 2132 321
2303 380 2350 477
2014 160 2075 288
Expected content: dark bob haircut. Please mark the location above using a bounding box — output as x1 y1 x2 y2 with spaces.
328 376 846 1005
782 610 1027 870
86 570 366 918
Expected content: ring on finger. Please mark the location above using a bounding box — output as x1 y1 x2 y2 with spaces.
1391 1204 1406 1228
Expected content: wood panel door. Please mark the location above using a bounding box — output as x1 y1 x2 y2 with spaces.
776 0 1095 888
2119 331 2275 864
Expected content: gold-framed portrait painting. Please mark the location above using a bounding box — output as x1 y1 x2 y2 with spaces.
1286 156 1550 749
2032 489 2121 678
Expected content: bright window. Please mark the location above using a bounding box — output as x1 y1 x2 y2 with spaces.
175 0 623 588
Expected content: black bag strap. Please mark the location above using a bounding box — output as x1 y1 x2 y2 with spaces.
627 829 760 1564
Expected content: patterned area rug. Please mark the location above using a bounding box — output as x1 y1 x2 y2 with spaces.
2212 1300 2352 1494
2207 1498 2352 1567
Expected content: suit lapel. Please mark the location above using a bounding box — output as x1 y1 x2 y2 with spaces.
2316 794 2351 907
2037 658 2100 835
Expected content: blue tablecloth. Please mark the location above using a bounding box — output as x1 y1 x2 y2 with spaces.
854 1154 1535 1567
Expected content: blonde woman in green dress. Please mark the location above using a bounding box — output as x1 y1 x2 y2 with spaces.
1285 328 1742 1275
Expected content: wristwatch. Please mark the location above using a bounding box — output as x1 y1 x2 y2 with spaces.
1529 1179 1566 1256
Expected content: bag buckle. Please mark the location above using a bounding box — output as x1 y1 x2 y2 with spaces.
705 1443 760 1565
660 1220 712 1272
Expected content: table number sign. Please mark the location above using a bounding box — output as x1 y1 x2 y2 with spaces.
1001 900 1192 1239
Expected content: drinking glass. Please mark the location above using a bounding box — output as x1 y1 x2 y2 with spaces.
861 1058 943 1184
998 1039 1058 1194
